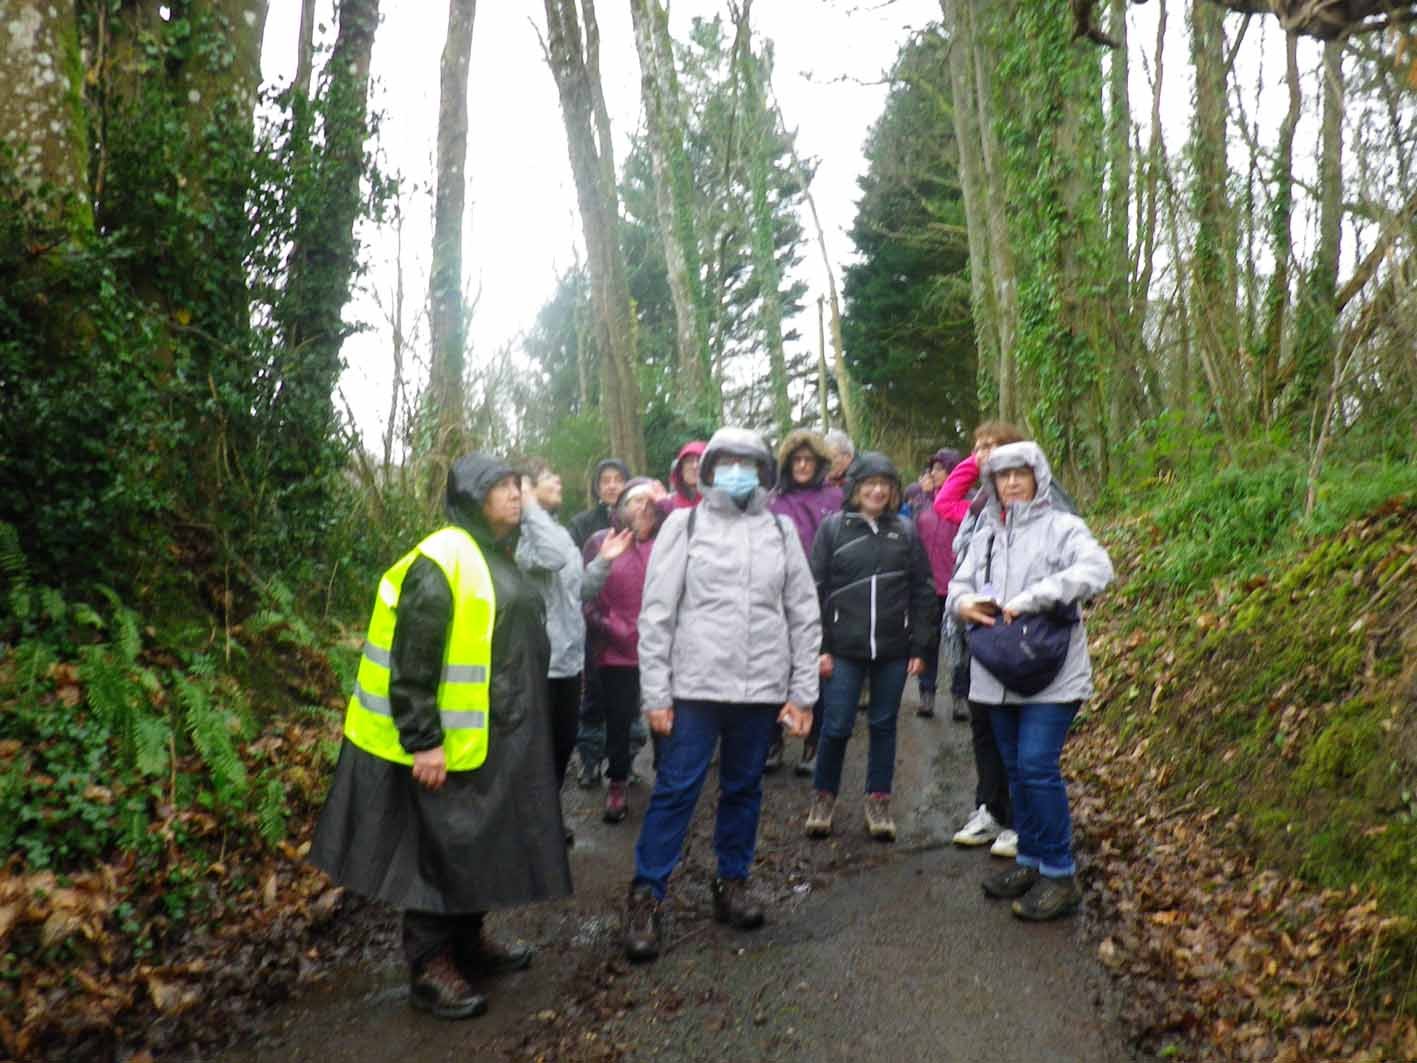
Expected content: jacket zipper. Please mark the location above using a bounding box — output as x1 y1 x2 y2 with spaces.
869 574 878 659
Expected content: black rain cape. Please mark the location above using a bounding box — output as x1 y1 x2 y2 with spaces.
310 453 573 913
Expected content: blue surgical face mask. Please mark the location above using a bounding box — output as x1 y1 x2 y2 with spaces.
713 462 759 500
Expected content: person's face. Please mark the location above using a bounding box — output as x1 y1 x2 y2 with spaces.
623 494 655 538
533 471 563 512
929 462 949 490
973 438 999 467
790 446 817 486
829 449 852 479
856 475 892 518
598 467 626 506
680 454 699 489
994 466 1037 506
483 476 522 534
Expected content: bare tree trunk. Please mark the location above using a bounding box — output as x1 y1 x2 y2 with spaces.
1186 0 1241 447
1257 31 1300 424
816 296 831 431
941 0 1000 403
1289 40 1344 418
543 0 646 470
429 0 477 477
295 0 318 98
1104 0 1142 438
1 3 91 228
628 0 717 413
731 0 792 435
966 1 1020 422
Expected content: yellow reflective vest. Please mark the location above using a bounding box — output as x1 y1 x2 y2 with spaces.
343 526 496 770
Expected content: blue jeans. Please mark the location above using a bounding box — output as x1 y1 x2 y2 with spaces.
632 700 781 899
814 656 909 795
988 702 1080 877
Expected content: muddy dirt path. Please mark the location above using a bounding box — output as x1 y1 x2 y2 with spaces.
212 688 1136 1062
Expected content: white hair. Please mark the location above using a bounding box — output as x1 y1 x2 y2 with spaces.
824 429 854 457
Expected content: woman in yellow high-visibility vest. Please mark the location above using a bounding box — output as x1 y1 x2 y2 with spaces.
311 453 572 1021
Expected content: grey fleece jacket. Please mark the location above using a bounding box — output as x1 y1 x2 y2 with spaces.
946 441 1113 705
637 485 822 712
515 502 587 679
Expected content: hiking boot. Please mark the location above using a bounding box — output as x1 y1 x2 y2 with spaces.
950 697 969 722
794 740 817 777
763 733 784 773
982 865 1040 900
603 780 628 823
564 826 576 847
864 793 896 842
990 829 1018 859
1012 874 1082 921
952 804 1002 847
916 691 936 718
711 877 765 930
623 885 662 963
462 931 533 978
804 791 835 838
410 951 488 1020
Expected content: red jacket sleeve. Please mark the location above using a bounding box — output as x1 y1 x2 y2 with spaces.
933 453 979 524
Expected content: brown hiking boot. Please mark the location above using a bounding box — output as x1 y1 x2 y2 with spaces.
804 791 835 838
623 885 662 963
982 865 1040 900
864 793 896 842
1012 874 1082 921
711 877 765 930
410 951 488 1020
461 930 533 978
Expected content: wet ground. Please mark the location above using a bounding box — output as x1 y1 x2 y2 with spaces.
212 688 1139 1062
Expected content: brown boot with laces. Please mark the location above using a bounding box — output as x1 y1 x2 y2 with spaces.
410 950 488 1020
623 885 663 963
711 877 765 930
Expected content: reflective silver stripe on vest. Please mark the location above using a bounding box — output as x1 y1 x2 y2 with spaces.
363 641 392 669
355 680 486 730
442 664 487 684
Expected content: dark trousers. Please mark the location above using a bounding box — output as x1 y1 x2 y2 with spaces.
968 700 1012 827
815 656 909 795
548 674 582 787
632 700 780 899
576 646 606 769
599 665 642 781
918 595 948 695
403 909 484 973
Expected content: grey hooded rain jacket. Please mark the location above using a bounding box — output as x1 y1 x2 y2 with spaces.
637 427 822 712
946 441 1113 706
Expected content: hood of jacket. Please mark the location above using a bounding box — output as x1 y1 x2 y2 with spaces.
980 441 1055 526
446 452 519 548
668 441 707 500
613 476 667 537
931 447 963 473
842 451 903 515
775 428 832 492
588 457 632 503
701 426 777 491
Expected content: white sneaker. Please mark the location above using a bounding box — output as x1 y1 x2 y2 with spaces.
952 804 1002 847
989 829 1018 858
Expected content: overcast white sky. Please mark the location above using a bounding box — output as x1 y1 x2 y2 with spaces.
259 1 1335 450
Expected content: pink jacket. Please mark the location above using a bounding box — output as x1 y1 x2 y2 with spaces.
934 453 981 525
585 535 655 668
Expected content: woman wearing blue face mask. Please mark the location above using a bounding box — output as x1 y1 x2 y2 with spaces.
622 427 823 962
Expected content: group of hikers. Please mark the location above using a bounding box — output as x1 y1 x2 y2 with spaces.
309 421 1115 1020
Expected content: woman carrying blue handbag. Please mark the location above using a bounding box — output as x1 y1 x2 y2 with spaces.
946 441 1113 921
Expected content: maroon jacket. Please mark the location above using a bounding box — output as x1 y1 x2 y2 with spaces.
584 531 656 669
